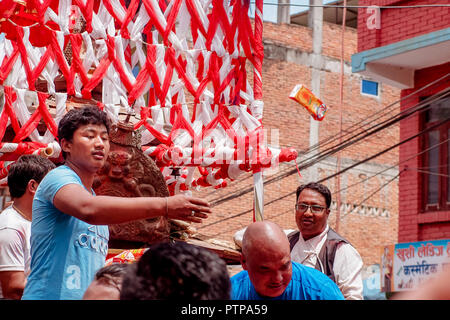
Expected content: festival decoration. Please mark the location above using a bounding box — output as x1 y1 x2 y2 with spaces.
0 0 298 221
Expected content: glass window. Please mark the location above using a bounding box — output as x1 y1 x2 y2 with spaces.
423 95 450 211
448 128 450 203
427 131 439 205
361 79 379 96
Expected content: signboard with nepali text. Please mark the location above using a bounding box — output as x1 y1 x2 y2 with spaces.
392 240 450 291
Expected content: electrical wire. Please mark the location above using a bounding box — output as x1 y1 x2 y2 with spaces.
335 137 450 196
340 169 403 220
298 86 450 171
204 166 399 237
206 86 450 206
287 86 449 173
202 74 450 204
250 2 450 9
205 204 295 239
204 73 449 204
200 124 450 229
316 116 450 184
302 73 450 162
406 168 450 179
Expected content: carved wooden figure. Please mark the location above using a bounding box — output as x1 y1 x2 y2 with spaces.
93 121 170 244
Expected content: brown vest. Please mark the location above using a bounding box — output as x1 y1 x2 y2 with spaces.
288 228 350 283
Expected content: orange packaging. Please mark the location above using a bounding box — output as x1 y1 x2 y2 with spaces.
105 248 148 266
289 84 328 121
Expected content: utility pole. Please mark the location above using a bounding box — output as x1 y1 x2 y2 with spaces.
335 0 348 233
277 0 290 24
308 0 323 182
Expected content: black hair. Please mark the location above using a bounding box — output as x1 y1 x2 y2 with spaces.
94 263 129 292
120 241 231 300
296 182 332 209
58 106 111 159
7 155 56 198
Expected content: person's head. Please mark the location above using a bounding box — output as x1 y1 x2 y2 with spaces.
241 221 292 298
82 263 129 300
7 154 56 199
58 106 111 171
120 241 231 300
295 182 331 240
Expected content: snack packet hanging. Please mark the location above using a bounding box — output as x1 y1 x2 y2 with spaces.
289 84 328 121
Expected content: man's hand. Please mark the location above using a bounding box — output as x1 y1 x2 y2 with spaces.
166 194 211 223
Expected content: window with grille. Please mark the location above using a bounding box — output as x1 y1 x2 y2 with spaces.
422 95 450 211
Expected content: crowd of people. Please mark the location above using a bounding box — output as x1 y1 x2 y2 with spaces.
0 106 445 301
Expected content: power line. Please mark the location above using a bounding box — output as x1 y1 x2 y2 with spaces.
207 204 295 239
250 2 450 9
269 168 400 223
317 116 450 184
199 73 450 205
406 168 450 179
201 122 450 229
298 86 450 172
281 86 449 176
209 73 449 204
335 137 450 196
207 86 450 206
302 73 450 162
329 145 450 222
340 169 403 220
320 159 398 178
273 74 449 188
207 164 401 238
197 73 449 213
406 164 449 170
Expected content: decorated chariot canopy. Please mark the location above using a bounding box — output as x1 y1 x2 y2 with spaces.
0 0 297 221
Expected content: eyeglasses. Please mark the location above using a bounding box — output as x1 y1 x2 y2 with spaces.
295 203 326 214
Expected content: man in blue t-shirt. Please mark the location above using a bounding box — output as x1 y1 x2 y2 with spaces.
22 106 212 300
231 221 344 300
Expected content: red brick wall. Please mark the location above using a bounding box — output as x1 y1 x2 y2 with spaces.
260 21 399 166
398 62 450 243
357 0 450 52
419 222 450 240
191 20 401 267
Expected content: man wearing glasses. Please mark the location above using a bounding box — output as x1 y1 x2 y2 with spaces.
288 182 364 300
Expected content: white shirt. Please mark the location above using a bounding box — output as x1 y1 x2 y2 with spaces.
0 206 32 299
290 225 364 300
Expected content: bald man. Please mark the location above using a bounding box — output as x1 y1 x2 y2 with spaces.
231 221 344 300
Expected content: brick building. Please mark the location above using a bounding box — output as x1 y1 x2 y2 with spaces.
193 4 401 268
352 0 450 243
0 1 404 270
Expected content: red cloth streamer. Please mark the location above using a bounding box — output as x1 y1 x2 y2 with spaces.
0 0 20 21
0 0 300 199
72 0 94 33
0 86 20 140
12 91 57 142
0 40 19 84
252 0 264 101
